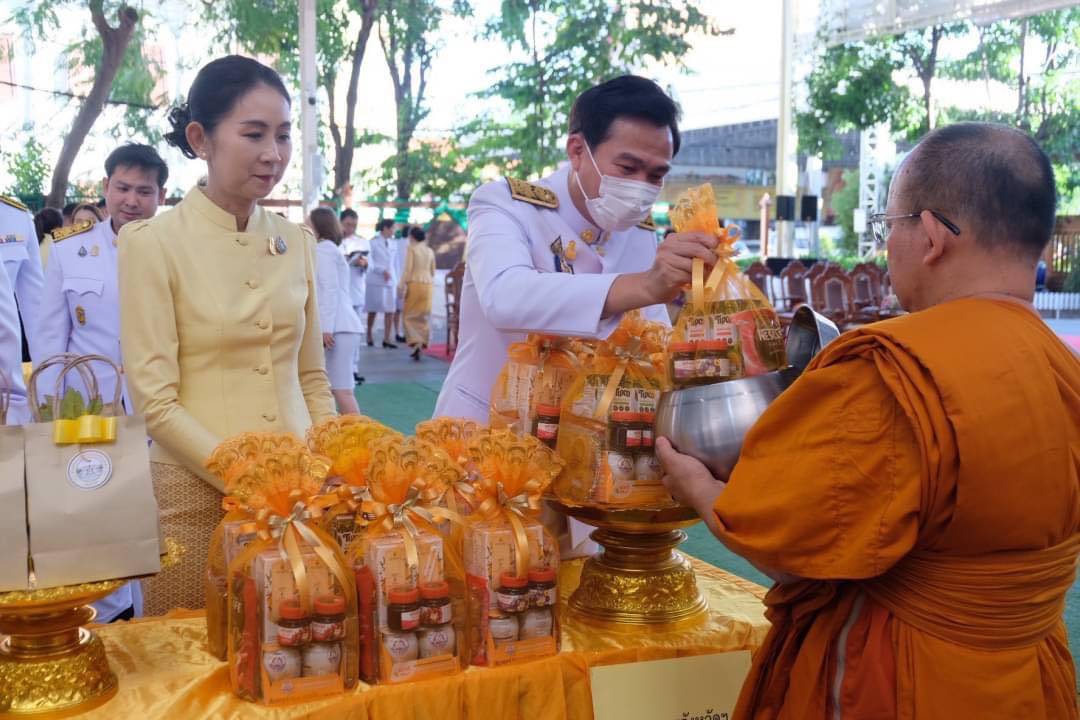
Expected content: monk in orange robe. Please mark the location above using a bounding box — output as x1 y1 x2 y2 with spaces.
658 122 1080 719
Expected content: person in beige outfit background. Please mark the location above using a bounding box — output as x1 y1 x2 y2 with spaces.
119 56 335 615
399 226 437 361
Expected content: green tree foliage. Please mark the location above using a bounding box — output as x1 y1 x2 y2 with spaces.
3 138 53 203
13 1 162 206
830 169 860 254
203 0 379 198
468 0 724 179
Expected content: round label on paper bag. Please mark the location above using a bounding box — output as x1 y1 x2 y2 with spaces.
67 450 113 490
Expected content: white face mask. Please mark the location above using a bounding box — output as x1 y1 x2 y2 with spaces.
574 143 662 232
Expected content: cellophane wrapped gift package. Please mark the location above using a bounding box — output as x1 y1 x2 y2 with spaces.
306 415 402 551
488 334 588 446
205 433 313 660
667 184 787 386
552 311 674 508
345 435 466 685
463 429 563 667
205 434 360 705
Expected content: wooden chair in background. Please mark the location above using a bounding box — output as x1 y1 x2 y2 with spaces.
744 261 774 303
776 260 808 311
445 261 465 356
811 264 856 328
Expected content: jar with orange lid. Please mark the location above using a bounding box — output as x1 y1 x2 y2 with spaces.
496 572 531 614
311 594 346 642
531 404 561 449
419 581 453 626
275 598 311 647
670 342 699 387
697 339 741 382
387 586 421 632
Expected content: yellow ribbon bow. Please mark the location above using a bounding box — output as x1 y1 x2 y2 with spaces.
53 414 117 444
360 484 463 585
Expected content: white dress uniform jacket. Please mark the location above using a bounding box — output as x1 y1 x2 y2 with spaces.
35 219 127 406
434 164 668 421
0 257 30 425
315 240 365 335
0 197 45 360
340 233 369 310
365 234 397 314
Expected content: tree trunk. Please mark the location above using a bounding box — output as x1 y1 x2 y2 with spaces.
332 0 378 199
46 2 138 208
1016 19 1028 128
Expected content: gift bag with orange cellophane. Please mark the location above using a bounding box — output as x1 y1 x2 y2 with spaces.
668 184 786 385
463 428 563 667
207 433 360 705
205 432 312 660
488 334 590 444
553 311 673 508
306 415 403 551
415 416 484 545
345 435 466 684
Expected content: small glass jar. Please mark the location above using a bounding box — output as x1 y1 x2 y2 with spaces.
301 641 341 677
381 629 419 662
669 342 699 387
697 340 736 382
609 411 641 452
311 594 346 642
527 567 557 608
519 607 553 640
532 404 561 449
488 612 519 646
496 572 530 614
418 623 456 659
420 581 453 626
387 586 421 632
638 412 655 451
262 644 302 682
276 598 311 647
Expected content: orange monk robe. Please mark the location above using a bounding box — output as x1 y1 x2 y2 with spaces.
713 297 1080 720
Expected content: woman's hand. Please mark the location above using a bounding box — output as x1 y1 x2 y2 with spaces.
655 436 727 518
322 333 335 349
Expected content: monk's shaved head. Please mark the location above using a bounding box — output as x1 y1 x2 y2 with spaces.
898 122 1057 260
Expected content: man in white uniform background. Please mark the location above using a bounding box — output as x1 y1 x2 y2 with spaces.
366 218 400 348
434 75 718 421
339 208 368 384
0 194 45 362
35 143 168 623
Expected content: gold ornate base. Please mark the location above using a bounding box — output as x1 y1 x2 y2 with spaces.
0 581 123 718
551 501 708 625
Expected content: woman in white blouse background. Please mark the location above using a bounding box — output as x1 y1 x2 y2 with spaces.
310 207 363 414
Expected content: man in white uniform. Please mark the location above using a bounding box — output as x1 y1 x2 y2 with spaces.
366 219 399 348
340 208 368 384
36 143 168 623
433 76 718 557
0 258 30 425
435 75 717 420
0 195 45 361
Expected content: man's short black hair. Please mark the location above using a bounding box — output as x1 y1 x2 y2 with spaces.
902 122 1056 260
104 143 168 188
340 208 358 221
61 202 77 218
567 75 681 156
377 218 394 232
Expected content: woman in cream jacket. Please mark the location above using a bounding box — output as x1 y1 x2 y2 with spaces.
119 56 334 614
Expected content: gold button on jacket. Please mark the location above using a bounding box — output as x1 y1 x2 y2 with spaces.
118 186 335 490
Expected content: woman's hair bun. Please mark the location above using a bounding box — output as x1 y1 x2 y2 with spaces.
164 103 197 159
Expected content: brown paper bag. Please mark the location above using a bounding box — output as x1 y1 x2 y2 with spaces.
0 377 29 591
24 355 160 588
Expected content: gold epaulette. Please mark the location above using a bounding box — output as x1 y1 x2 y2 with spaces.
50 220 94 243
637 216 657 231
0 195 29 212
506 177 558 209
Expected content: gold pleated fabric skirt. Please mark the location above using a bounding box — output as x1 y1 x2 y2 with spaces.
141 462 223 617
403 281 433 347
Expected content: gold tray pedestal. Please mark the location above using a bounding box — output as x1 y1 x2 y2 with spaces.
551 501 708 625
0 580 124 717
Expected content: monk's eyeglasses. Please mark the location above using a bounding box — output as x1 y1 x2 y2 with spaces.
869 211 961 245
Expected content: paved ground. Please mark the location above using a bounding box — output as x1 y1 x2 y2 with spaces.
350 298 1080 677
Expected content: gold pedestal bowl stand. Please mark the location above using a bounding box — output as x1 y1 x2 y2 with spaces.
0 580 124 717
551 500 707 626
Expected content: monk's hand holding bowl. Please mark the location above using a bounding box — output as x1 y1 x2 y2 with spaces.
656 436 726 520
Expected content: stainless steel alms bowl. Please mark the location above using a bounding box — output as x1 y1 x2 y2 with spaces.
655 367 800 479
655 306 840 479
